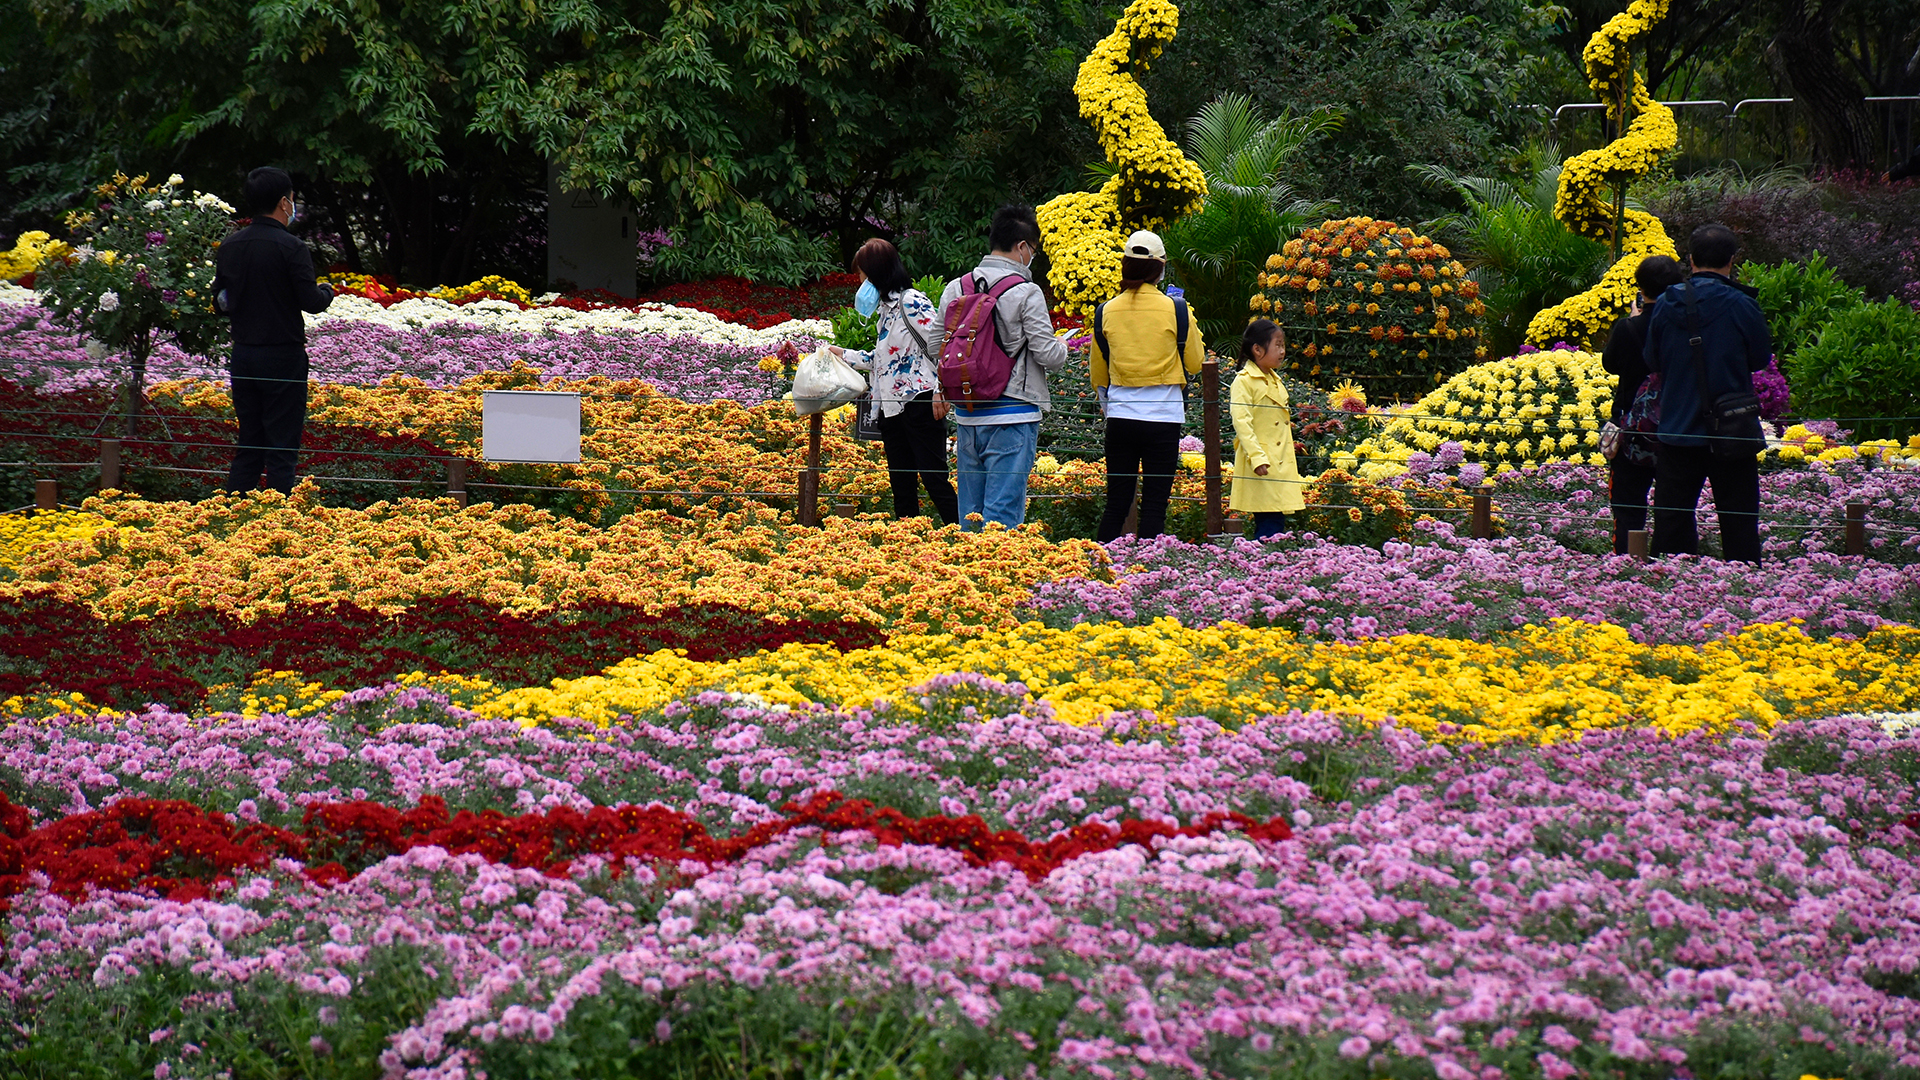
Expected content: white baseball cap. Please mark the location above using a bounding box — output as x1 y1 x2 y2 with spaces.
1122 230 1167 260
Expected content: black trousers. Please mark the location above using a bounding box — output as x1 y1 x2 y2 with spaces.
1651 443 1761 564
878 393 958 525
1608 454 1657 555
1097 417 1181 543
227 348 309 495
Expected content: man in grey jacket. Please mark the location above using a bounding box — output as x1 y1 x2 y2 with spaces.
927 205 1069 530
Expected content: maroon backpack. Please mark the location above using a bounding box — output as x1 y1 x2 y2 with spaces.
938 274 1028 410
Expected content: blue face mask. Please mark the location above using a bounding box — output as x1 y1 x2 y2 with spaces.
854 279 880 318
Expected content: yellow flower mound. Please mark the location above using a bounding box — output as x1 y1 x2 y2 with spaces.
0 230 72 280
1348 348 1613 475
0 510 105 573
1526 0 1680 347
0 492 1107 635
429 275 534 305
1036 0 1207 316
477 619 1920 744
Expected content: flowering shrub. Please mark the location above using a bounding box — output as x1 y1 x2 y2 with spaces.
32 173 237 434
1526 0 1680 347
1036 0 1207 315
4 701 1920 1077
1253 216 1484 399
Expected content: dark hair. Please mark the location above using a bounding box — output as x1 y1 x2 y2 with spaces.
988 204 1039 253
1688 223 1740 270
852 238 912 296
1240 318 1285 363
1118 255 1165 291
1634 254 1686 299
243 167 294 216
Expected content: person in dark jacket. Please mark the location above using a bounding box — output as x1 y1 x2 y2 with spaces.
1644 223 1772 564
210 167 334 494
1600 254 1685 554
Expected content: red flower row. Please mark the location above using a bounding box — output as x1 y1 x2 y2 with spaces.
0 790 1295 905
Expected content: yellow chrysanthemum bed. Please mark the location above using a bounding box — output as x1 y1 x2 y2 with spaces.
446 619 1920 745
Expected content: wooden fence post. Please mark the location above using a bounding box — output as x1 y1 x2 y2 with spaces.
1471 484 1493 540
447 459 470 508
1845 501 1866 557
1201 356 1224 537
99 439 121 491
35 479 57 511
798 412 823 526
1627 528 1649 561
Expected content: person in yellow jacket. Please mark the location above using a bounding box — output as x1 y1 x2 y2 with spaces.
1229 318 1305 539
1088 229 1206 542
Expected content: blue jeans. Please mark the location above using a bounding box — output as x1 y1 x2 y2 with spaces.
955 421 1040 530
1253 511 1294 540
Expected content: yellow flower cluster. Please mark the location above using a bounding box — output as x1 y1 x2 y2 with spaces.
0 231 72 281
1345 348 1612 478
1036 0 1207 316
472 619 1920 745
429 275 535 305
1768 427 1920 466
0 510 105 573
0 492 1107 635
1526 0 1679 347
1254 218 1482 397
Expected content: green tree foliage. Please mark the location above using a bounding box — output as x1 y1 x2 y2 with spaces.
1162 95 1339 343
1140 0 1565 223
1410 147 1612 357
8 0 1098 284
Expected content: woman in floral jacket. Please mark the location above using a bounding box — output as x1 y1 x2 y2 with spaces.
830 239 957 525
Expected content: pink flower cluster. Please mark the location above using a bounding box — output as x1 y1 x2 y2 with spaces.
0 300 790 404
2 689 1918 1078
1030 522 1920 643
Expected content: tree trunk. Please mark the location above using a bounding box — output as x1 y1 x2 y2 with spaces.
324 179 365 274
122 329 150 440
1773 0 1876 168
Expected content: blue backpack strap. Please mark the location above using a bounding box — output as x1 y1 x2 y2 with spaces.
1173 297 1189 360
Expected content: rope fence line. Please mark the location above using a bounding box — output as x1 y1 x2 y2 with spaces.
2 398 1912 562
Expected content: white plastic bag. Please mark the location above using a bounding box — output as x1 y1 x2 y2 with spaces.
791 347 867 416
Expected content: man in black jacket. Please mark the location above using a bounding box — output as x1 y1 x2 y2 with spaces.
1600 254 1685 555
1644 223 1772 564
211 167 334 494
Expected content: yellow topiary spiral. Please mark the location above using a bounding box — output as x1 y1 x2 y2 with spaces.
1525 0 1679 348
1036 0 1208 317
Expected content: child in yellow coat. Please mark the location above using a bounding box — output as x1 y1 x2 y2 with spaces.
1229 318 1305 539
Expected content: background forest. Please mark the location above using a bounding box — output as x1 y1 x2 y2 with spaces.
1 0 1916 289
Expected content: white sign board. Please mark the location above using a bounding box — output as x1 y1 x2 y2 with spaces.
482 390 582 463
